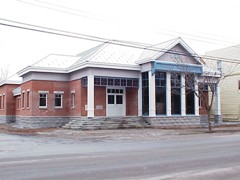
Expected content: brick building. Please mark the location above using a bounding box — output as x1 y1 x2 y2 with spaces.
0 38 221 128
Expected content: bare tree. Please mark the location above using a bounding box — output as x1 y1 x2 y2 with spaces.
170 56 222 132
0 65 9 82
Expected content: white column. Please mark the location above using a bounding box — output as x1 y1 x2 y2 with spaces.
166 72 171 116
194 76 199 116
181 74 186 116
148 71 156 116
87 75 94 117
215 84 221 115
138 73 142 116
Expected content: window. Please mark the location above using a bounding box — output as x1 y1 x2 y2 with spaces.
199 97 203 108
185 74 195 114
0 95 2 110
142 72 149 115
116 95 123 104
71 92 75 108
17 96 21 110
155 72 166 115
22 92 25 109
55 93 63 108
26 91 30 108
2 94 5 110
108 95 114 104
171 73 181 115
39 93 47 108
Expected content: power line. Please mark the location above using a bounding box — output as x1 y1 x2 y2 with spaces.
16 0 116 24
1 18 240 65
17 0 240 48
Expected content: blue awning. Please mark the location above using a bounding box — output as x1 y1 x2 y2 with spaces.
151 61 203 74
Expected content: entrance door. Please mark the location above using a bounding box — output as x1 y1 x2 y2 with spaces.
107 88 125 116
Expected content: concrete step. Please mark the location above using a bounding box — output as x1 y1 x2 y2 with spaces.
62 117 147 130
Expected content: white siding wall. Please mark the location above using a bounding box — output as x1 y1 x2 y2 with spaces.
217 74 240 120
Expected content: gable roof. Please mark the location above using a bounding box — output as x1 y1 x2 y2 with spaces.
205 44 240 60
17 38 202 76
18 42 143 76
0 74 22 87
33 54 80 69
70 42 142 68
137 37 202 64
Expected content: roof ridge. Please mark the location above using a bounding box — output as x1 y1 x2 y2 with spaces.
84 42 109 62
69 43 108 68
146 37 180 49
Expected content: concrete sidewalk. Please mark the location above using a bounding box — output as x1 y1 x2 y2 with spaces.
1 122 240 141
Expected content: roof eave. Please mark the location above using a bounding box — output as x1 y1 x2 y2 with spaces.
17 66 68 76
0 80 21 87
68 62 141 72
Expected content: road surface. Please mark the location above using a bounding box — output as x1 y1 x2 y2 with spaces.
1 131 240 179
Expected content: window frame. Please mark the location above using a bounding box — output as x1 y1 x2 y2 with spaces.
2 94 5 110
17 96 21 110
38 91 48 108
0 95 2 110
54 91 64 109
22 91 25 109
71 91 75 109
26 90 30 109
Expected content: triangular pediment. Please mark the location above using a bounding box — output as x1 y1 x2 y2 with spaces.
137 38 202 65
156 43 201 65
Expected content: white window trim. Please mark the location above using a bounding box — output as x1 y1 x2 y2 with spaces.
39 92 48 109
71 92 75 109
0 94 2 110
38 90 49 94
26 90 30 109
54 91 64 94
2 94 5 110
22 91 25 109
54 93 63 108
17 96 21 110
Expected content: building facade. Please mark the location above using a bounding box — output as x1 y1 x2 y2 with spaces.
0 38 221 128
206 45 240 121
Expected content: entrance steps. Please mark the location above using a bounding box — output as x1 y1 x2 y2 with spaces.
62 117 151 130
62 116 201 130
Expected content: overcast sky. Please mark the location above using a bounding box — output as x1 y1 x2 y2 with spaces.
1 0 240 76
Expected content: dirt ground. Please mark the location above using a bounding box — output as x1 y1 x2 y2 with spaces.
1 123 240 141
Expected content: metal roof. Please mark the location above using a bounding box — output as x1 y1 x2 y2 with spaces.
33 54 80 68
17 38 202 76
206 45 240 60
138 38 180 61
71 42 143 67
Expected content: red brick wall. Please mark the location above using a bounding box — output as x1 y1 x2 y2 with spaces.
94 86 106 116
6 84 19 116
0 86 5 115
15 95 21 116
126 87 138 116
69 79 81 116
19 81 32 116
0 84 19 116
31 80 70 116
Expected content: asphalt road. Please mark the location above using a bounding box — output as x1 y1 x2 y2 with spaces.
1 132 240 179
